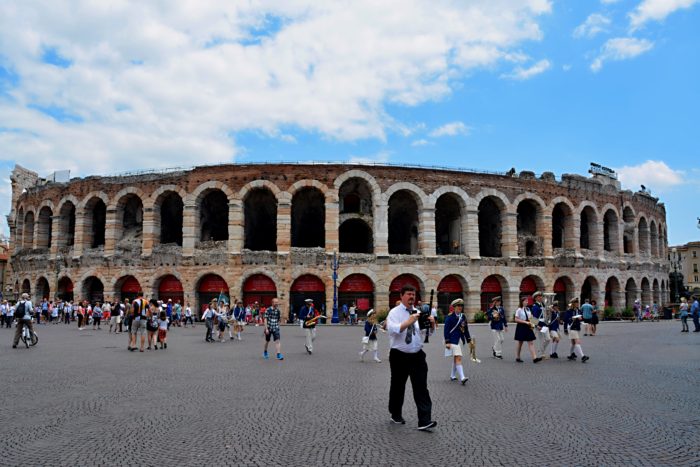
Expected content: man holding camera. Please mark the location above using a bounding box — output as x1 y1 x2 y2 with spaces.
386 285 437 431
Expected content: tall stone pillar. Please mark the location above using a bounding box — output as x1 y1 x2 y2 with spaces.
374 203 388 256
142 208 155 256
503 212 518 258
72 209 86 259
464 209 479 258
182 204 196 257
570 214 581 254
505 287 520 319
466 289 481 320
104 207 118 257
229 199 243 254
612 290 625 312
325 199 339 252
277 201 291 253
542 214 553 257
419 207 436 256
50 215 60 257
616 221 624 257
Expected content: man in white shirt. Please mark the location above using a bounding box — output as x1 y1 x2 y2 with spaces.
386 285 437 431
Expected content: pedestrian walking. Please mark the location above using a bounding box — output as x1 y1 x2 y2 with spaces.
157 311 168 349
147 304 159 350
349 302 357 325
532 292 550 359
12 293 34 348
359 309 381 363
232 301 244 340
262 298 284 360
183 303 193 327
386 285 436 431
691 296 700 332
92 302 103 330
128 292 148 352
514 297 540 364
443 299 469 384
202 301 216 343
487 296 507 359
549 302 562 358
679 297 689 332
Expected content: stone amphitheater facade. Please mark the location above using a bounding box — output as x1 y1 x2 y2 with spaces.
8 163 669 319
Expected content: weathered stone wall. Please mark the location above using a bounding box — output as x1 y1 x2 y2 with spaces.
8 164 670 317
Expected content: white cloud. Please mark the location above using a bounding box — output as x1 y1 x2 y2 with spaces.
590 37 653 72
630 0 698 29
601 0 621 4
0 0 553 179
411 139 432 147
500 59 551 80
573 13 611 38
429 122 471 137
562 64 572 71
616 160 685 193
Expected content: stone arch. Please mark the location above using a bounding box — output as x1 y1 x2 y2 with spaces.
553 275 575 308
288 179 334 200
519 274 545 306
35 276 50 301
622 205 636 255
382 182 427 208
108 187 147 210
57 199 77 248
641 277 652 306
21 277 31 295
388 272 427 305
81 275 105 304
480 274 510 312
153 189 184 247
36 205 53 249
381 267 429 293
549 197 576 250
188 180 235 205
580 276 600 304
339 218 373 253
514 196 545 257
511 192 546 214
112 274 145 303
388 189 421 254
477 193 508 258
434 191 466 255
291 185 326 248
235 269 283 300
652 278 660 305
23 210 35 249
194 185 231 242
239 179 286 203
602 206 620 254
81 193 109 248
578 202 599 251
289 271 329 314
15 206 24 249
429 186 470 208
334 169 382 202
148 185 188 209
605 276 622 310
57 275 75 302
114 191 144 248
243 187 278 251
57 195 80 213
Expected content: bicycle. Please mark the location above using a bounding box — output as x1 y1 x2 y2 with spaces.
19 321 38 348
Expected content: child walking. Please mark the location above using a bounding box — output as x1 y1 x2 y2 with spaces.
359 310 381 363
158 311 169 349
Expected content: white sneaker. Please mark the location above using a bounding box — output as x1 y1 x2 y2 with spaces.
374 358 382 363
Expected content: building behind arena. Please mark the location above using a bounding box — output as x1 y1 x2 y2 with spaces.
7 163 669 319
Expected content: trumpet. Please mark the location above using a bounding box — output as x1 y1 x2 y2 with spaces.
304 314 324 326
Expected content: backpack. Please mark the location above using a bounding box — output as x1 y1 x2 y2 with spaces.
14 301 28 319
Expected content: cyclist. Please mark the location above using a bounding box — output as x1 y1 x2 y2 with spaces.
12 293 34 348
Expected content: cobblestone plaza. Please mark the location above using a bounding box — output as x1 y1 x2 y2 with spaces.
2 321 697 466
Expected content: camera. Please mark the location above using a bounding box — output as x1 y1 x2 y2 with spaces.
417 304 431 330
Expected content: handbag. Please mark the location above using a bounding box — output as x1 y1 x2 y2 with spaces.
361 336 370 344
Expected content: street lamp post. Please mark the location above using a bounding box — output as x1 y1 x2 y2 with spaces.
331 251 339 324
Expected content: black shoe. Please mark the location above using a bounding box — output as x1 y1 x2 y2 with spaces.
390 416 406 425
516 358 523 363
533 357 542 363
417 421 437 431
581 356 589 363
461 377 468 385
550 353 559 359
567 354 576 361
496 355 503 359
492 348 496 357
12 345 16 349
450 377 457 381
164 343 167 349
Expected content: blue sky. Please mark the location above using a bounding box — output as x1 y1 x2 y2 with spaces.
0 0 698 243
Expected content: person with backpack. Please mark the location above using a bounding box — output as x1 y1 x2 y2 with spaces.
129 291 148 352
12 293 34 348
92 302 103 330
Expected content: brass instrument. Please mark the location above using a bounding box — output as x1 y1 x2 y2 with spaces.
304 314 324 326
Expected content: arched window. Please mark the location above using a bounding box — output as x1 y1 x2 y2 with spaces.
478 197 503 257
388 191 419 255
199 190 229 242
435 194 462 255
244 188 277 251
291 187 325 248
339 219 373 253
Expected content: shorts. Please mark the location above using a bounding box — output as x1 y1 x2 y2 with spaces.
265 329 280 342
110 316 119 326
568 330 581 340
131 318 147 336
591 315 599 325
549 330 560 340
447 343 463 357
158 329 167 341
218 321 227 332
362 339 378 351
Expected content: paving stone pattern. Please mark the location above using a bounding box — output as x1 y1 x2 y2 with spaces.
1 321 698 466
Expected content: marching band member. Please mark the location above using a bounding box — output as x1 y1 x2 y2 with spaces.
514 297 541 363
531 291 551 360
487 296 507 359
549 301 562 358
443 299 469 384
565 298 589 363
359 309 381 363
299 298 317 354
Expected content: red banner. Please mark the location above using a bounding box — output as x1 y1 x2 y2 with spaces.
339 274 374 293
389 274 420 292
290 274 324 292
159 275 183 293
199 274 229 293
481 276 501 293
242 274 276 292
438 275 462 293
121 276 141 293
520 277 537 294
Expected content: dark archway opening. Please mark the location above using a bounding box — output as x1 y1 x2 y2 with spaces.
37 207 53 249
552 203 569 249
60 202 76 247
36 277 50 301
200 190 229 242
83 276 104 305
603 210 618 253
291 187 325 248
580 207 595 250
478 197 502 257
339 178 373 215
339 219 373 253
435 194 462 255
58 277 74 302
89 200 106 248
23 212 35 248
244 188 277 251
517 201 537 236
160 193 183 246
388 191 419 255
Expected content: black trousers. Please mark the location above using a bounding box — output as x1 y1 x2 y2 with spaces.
388 349 432 425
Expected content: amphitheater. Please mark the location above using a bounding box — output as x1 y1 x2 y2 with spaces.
8 163 669 319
